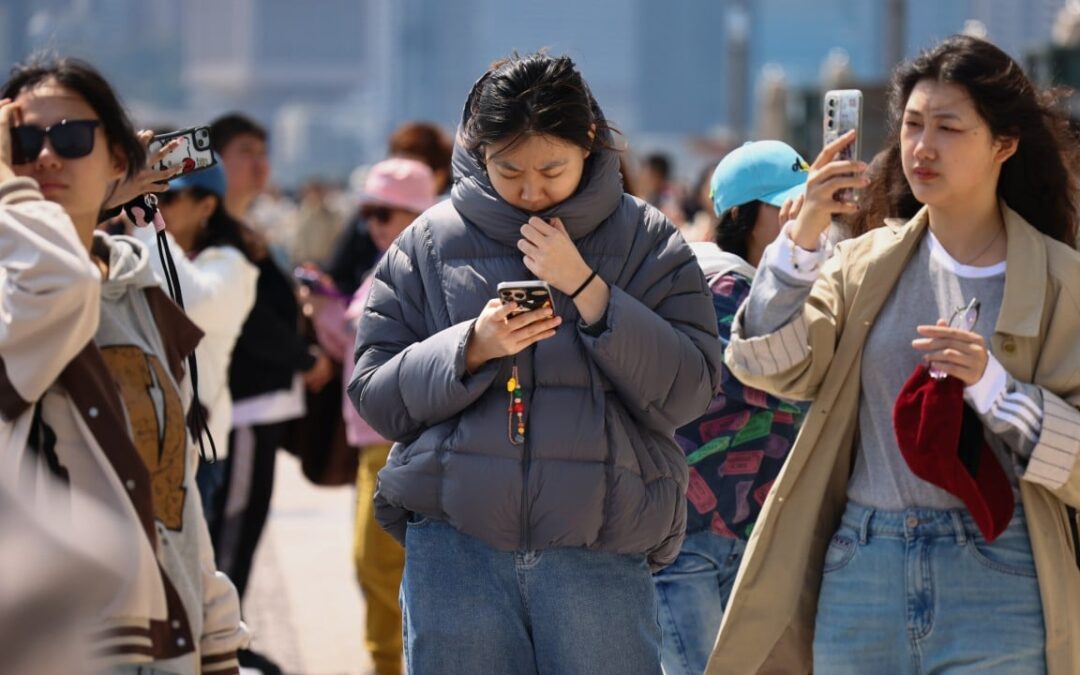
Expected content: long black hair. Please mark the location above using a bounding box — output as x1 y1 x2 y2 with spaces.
182 186 260 263
865 35 1078 245
715 200 761 260
2 56 145 181
461 52 619 163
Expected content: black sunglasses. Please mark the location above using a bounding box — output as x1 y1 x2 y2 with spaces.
362 205 393 222
11 119 101 164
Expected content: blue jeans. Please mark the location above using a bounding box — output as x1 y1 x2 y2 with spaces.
814 501 1045 674
652 531 746 675
401 518 662 675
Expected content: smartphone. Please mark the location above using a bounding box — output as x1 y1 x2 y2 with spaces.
823 89 863 203
149 126 216 177
497 280 553 316
293 267 346 299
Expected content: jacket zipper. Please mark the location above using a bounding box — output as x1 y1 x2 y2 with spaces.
1068 506 1080 571
520 343 538 552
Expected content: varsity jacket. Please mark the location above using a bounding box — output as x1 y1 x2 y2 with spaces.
0 177 248 674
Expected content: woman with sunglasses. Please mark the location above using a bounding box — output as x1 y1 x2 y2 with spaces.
0 57 247 674
303 157 436 675
349 53 721 674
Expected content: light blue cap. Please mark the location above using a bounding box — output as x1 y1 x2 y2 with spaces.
710 140 809 216
168 156 226 198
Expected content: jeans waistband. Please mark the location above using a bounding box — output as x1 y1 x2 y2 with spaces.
840 500 1026 545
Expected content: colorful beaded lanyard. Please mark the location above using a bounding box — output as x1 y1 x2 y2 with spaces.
507 360 525 445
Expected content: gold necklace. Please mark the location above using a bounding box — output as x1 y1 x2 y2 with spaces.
954 225 1004 266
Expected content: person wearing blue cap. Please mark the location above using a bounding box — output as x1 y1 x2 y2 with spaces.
652 140 810 675
134 158 259 521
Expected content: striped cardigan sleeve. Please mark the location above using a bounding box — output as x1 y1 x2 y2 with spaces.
967 353 1080 492
725 224 841 402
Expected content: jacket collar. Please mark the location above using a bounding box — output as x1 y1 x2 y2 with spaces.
883 201 1047 338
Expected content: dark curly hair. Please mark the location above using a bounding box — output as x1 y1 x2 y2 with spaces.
862 34 1078 246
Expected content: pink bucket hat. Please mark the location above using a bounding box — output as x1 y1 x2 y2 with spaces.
358 158 437 214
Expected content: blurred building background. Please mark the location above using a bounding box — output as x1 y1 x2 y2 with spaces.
0 0 1076 186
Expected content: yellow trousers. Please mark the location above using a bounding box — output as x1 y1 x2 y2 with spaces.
354 444 405 675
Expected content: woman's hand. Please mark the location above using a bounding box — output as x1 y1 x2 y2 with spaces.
303 348 336 393
517 217 592 295
465 298 561 372
0 98 20 183
105 130 182 210
789 131 868 250
911 320 990 386
778 193 805 224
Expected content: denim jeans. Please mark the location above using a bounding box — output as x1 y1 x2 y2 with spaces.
652 531 746 675
400 518 662 675
814 501 1045 674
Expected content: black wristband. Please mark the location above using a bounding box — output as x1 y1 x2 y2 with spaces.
570 270 598 299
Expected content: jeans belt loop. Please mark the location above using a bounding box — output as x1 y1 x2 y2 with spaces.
950 510 968 545
858 507 873 545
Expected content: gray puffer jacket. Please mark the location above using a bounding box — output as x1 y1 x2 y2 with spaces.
349 119 721 569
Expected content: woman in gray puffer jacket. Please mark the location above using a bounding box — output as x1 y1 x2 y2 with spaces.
349 53 721 675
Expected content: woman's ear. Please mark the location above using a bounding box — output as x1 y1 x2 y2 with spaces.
584 124 596 160
994 136 1018 164
109 145 129 181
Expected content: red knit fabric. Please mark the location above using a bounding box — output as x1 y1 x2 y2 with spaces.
892 365 1014 541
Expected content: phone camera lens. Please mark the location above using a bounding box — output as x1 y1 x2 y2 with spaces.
828 98 837 106
827 119 835 129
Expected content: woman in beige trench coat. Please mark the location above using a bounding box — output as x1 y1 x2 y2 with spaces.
708 35 1080 674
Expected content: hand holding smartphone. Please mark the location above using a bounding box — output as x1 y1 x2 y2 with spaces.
149 126 216 178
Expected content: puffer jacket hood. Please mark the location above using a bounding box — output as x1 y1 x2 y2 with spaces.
351 78 722 569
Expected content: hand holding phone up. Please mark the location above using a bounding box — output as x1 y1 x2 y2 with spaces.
104 130 181 210
789 131 869 251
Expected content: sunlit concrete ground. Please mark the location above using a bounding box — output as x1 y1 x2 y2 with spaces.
243 452 372 675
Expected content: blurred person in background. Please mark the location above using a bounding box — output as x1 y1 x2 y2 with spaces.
653 140 809 675
388 121 454 195
326 121 453 297
311 158 436 675
680 163 721 243
210 114 270 227
288 178 347 268
209 111 331 675
640 151 687 226
0 56 247 674
350 52 720 675
137 160 259 526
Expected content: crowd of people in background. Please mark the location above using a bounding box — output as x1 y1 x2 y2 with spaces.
2 31 1080 675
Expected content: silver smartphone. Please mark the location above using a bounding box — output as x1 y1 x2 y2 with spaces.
823 89 863 203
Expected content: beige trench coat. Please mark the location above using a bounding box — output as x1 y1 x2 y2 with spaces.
708 205 1080 674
